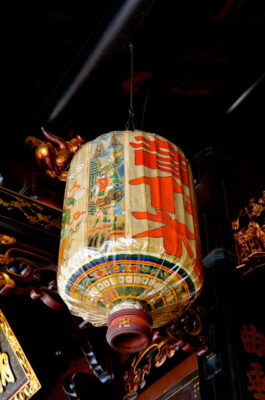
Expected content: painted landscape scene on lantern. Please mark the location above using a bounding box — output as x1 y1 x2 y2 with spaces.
87 131 125 247
58 130 203 329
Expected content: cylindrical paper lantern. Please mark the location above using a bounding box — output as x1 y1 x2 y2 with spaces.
57 131 203 353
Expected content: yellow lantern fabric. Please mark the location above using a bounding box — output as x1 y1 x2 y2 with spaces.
57 130 203 328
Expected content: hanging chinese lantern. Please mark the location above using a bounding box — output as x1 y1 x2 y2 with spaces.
57 130 203 353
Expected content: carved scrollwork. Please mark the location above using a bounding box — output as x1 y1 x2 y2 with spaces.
0 272 16 295
123 305 210 399
0 236 64 310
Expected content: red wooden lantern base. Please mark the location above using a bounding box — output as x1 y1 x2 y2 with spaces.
106 309 153 353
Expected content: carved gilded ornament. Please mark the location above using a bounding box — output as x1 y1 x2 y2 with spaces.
0 309 41 399
25 127 85 181
0 349 15 393
232 190 265 274
0 192 61 232
123 306 209 399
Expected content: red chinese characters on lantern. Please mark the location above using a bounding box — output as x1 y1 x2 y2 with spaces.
130 135 189 186
130 176 183 215
132 209 195 258
129 134 196 259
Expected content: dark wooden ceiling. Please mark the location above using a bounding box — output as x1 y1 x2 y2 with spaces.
2 0 265 194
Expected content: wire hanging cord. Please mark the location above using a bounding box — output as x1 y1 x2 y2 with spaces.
126 42 136 130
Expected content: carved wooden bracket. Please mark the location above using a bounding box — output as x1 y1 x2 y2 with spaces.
0 235 64 311
123 305 210 399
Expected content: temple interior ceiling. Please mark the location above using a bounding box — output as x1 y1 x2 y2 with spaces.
2 0 265 193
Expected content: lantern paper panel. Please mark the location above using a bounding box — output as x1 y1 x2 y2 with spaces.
57 130 203 332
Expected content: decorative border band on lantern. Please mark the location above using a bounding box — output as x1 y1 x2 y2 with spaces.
83 272 178 307
65 254 196 297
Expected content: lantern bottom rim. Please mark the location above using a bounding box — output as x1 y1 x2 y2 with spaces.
106 308 152 353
